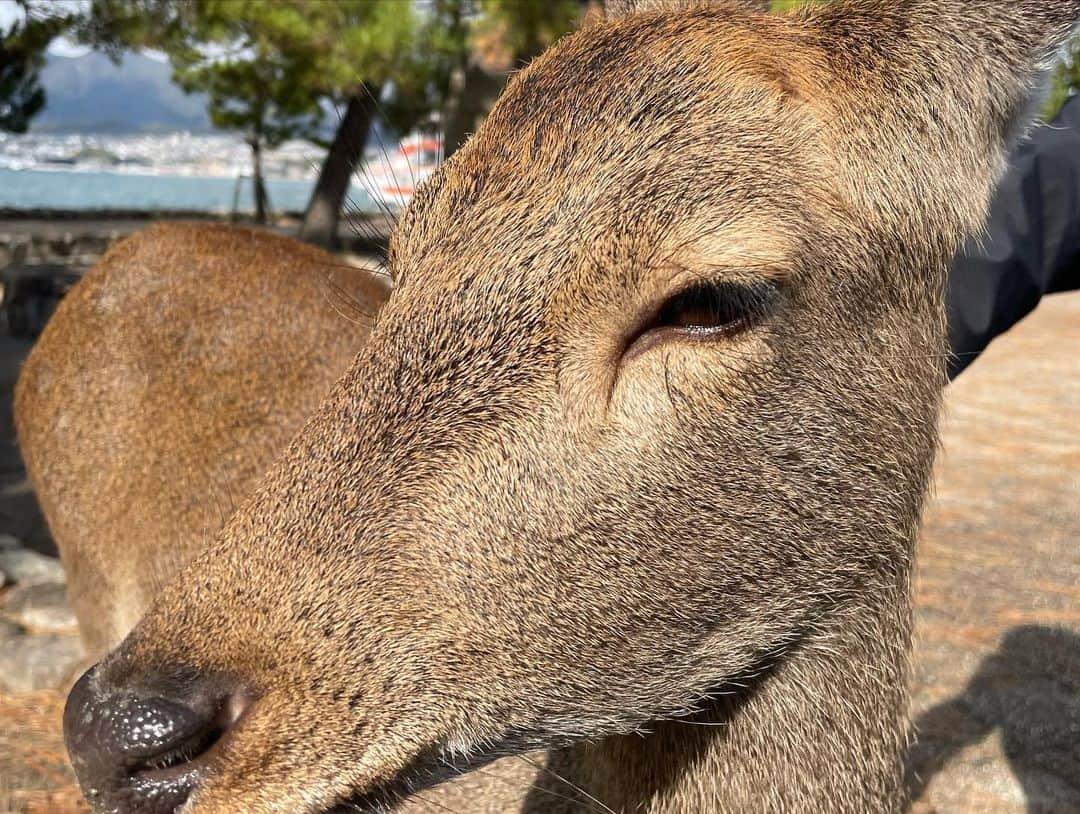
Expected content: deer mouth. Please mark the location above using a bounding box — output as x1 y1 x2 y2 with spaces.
125 717 225 781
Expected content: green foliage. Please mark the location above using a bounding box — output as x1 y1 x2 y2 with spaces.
1045 35 1080 120
770 0 829 11
77 0 586 145
77 0 185 58
0 1 72 133
164 2 324 148
371 0 468 136
383 0 582 138
79 0 448 142
476 0 581 60
772 0 831 10
83 2 302 146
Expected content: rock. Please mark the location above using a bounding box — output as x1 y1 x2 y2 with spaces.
1 583 78 633
0 632 85 693
0 536 66 587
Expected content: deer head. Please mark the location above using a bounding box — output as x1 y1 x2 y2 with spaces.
63 1 1078 812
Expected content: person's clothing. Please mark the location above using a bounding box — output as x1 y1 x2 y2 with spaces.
947 94 1080 378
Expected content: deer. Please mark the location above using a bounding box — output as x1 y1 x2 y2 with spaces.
14 1 1079 812
14 222 391 657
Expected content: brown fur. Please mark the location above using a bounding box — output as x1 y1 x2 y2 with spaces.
15 222 389 654
16 1 1080 812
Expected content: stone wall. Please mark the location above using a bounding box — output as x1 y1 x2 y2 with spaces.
0 230 123 270
0 211 394 273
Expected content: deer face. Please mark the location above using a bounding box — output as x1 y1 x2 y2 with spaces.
63 2 1078 813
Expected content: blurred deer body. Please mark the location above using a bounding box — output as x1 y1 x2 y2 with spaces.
16 223 391 655
15 1 1080 813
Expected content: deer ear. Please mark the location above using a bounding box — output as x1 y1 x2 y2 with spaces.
791 0 1080 246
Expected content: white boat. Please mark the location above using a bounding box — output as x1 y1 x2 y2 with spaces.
360 132 442 209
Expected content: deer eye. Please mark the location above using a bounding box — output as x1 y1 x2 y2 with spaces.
624 280 777 361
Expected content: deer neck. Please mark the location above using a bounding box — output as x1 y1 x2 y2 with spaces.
524 592 911 814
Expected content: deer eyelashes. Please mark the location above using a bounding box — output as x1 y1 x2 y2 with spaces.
623 278 778 362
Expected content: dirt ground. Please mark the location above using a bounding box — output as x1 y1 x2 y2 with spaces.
907 293 1080 813
0 293 1077 813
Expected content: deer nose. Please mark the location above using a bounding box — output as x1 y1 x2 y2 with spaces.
63 665 246 813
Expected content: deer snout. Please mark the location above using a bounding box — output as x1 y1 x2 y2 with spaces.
63 665 248 813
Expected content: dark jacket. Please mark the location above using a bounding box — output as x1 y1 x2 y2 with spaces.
948 94 1080 378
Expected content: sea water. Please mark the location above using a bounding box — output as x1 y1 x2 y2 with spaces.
0 167 379 214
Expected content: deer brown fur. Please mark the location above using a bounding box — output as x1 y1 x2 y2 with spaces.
15 222 390 656
15 1 1080 813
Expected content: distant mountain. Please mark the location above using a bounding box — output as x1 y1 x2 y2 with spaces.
32 51 213 134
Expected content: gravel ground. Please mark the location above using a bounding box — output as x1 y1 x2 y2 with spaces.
0 293 1077 813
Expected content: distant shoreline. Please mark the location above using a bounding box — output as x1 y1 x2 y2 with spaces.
0 207 301 221
0 134 421 216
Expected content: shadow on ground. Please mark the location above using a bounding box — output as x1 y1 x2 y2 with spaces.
907 625 1080 814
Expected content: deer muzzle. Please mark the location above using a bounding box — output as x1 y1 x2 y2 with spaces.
63 664 250 814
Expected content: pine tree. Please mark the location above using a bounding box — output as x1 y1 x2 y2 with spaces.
0 1 72 133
